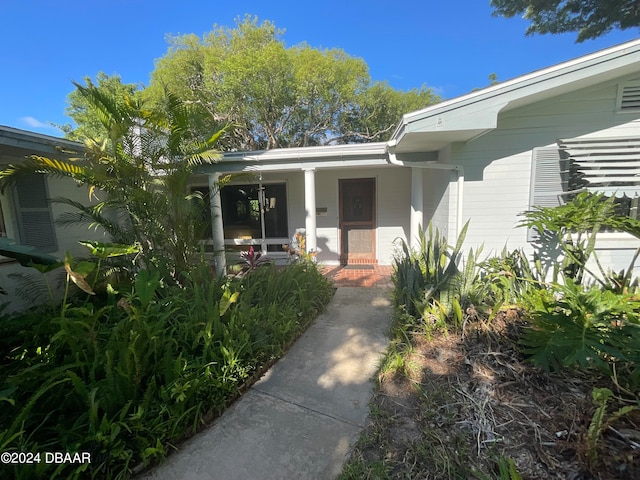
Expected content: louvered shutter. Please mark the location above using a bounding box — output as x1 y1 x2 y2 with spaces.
528 146 568 241
619 82 640 111
13 174 57 252
558 136 640 197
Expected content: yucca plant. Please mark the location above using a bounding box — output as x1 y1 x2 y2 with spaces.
393 222 468 313
393 222 472 328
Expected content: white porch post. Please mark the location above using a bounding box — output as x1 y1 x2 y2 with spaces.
303 168 317 253
410 167 424 250
208 173 226 277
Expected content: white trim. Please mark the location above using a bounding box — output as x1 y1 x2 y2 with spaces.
304 168 317 253
594 232 640 250
391 39 640 153
410 167 423 249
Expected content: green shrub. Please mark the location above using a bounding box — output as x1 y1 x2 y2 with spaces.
0 262 333 479
520 279 640 386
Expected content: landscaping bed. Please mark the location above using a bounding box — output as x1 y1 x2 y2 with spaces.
0 262 334 480
340 310 640 479
341 195 640 480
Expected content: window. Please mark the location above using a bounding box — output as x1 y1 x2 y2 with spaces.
559 136 640 219
528 136 640 240
193 182 289 253
221 184 288 241
0 173 57 252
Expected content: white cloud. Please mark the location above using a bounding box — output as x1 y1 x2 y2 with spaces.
20 116 54 130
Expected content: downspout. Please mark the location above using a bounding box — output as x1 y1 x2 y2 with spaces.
387 140 465 240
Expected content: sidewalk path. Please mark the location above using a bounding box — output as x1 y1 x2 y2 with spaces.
140 286 392 480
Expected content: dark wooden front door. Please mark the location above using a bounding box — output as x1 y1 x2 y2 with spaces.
339 178 376 264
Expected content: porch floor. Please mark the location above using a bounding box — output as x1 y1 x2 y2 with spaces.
321 264 394 288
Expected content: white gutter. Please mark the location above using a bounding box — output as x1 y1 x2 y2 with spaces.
387 140 465 240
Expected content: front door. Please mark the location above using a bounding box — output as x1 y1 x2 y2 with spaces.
339 178 376 264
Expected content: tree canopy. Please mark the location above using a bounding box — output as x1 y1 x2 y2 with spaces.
59 72 143 142
491 0 640 42
64 16 439 150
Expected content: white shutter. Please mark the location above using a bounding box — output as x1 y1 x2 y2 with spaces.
13 174 57 252
558 136 640 197
528 146 567 241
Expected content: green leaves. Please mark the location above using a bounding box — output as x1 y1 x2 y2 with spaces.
0 262 333 479
0 238 61 269
519 192 640 290
490 0 639 42
64 252 96 295
78 240 140 259
219 287 239 316
393 221 471 326
146 15 439 150
520 279 640 375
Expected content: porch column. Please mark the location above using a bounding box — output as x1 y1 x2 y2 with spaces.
303 168 317 254
410 167 424 250
208 173 227 277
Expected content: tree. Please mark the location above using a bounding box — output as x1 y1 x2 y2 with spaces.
338 81 436 143
143 16 439 150
57 72 142 142
491 0 640 42
1 80 223 281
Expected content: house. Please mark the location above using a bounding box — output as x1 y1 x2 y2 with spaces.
195 38 640 277
3 39 640 301
0 126 91 312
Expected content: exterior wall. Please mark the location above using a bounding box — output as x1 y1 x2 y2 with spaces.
423 168 451 239
47 177 111 258
1 177 100 314
314 166 410 265
448 73 640 267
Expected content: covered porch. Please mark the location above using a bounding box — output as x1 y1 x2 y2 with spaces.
195 142 463 277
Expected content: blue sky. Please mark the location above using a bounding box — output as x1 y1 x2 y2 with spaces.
1 0 638 136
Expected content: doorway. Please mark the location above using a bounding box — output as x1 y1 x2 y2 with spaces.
338 178 376 264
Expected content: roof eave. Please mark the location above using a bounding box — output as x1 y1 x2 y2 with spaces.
390 38 640 153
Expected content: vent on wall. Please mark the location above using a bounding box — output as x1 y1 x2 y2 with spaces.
618 81 640 111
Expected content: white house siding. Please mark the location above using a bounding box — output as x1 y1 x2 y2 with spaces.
448 73 640 260
423 168 451 240
1 177 98 314
48 177 109 259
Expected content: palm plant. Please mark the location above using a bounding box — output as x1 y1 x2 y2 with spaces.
0 81 224 281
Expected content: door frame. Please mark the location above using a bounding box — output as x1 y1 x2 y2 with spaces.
338 177 377 265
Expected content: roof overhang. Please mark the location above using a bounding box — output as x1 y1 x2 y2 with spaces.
198 142 391 174
391 39 640 154
0 125 82 162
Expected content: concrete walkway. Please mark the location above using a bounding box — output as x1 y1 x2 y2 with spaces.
140 286 393 480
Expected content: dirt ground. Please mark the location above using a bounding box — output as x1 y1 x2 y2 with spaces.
351 310 640 479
